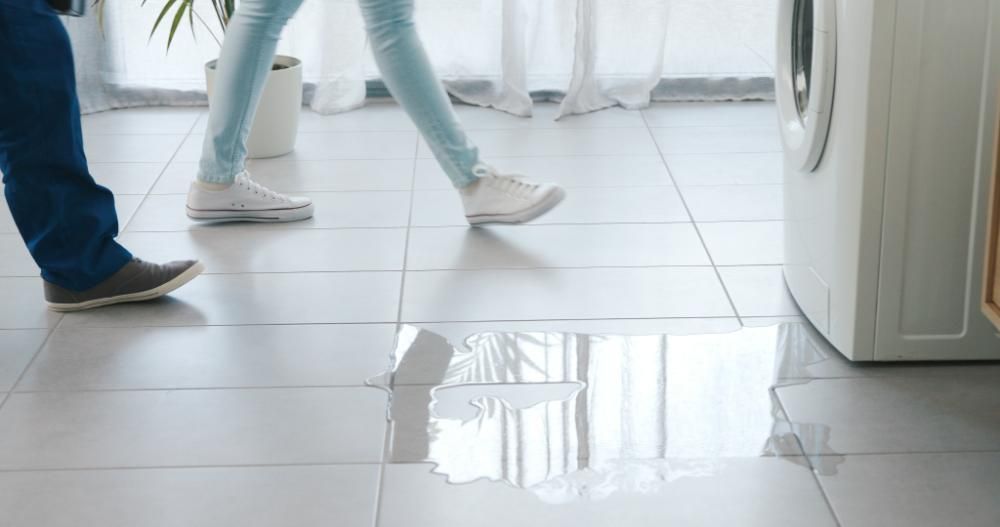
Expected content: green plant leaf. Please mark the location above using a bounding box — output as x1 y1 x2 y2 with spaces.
166 0 191 51
149 0 179 43
188 0 196 40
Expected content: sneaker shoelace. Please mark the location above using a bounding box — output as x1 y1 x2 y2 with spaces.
237 174 289 203
474 166 539 199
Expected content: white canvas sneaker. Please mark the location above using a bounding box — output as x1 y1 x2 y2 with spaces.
460 165 566 225
186 171 314 223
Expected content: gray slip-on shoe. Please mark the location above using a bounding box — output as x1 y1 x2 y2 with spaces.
44 258 204 312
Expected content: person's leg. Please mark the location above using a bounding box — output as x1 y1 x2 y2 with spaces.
358 0 480 188
188 0 313 223
0 0 203 311
197 0 305 184
0 0 131 291
358 0 566 224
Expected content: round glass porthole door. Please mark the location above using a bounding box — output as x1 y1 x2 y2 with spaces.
792 0 814 121
776 0 836 173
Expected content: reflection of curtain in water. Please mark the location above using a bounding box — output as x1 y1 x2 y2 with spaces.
397 325 841 495
427 334 673 487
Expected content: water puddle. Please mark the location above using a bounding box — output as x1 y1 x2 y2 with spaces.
367 322 844 503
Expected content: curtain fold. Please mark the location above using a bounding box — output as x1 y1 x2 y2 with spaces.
67 0 776 117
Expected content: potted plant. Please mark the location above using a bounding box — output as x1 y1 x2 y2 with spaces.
95 0 302 158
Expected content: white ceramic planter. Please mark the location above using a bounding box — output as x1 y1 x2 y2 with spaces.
205 55 302 159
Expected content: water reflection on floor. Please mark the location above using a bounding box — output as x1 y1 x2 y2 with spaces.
368 323 843 504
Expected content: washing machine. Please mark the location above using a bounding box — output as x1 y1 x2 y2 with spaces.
777 0 1000 361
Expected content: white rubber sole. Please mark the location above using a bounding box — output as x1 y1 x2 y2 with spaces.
186 203 315 223
47 261 206 312
466 187 567 225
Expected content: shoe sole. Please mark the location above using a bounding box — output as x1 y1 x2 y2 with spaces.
46 261 206 312
186 203 315 223
466 187 567 225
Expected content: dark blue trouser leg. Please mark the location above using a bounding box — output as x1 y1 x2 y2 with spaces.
0 0 132 291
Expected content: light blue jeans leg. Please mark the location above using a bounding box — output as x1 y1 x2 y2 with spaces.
359 0 481 188
197 0 305 184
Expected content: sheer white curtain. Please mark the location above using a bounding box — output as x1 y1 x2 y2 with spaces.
68 0 776 116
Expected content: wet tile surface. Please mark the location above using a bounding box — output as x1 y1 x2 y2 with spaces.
369 323 841 524
3 103 998 526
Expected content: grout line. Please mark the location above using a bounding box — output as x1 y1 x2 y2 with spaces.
112 218 785 235
772 390 843 526
117 117 202 234
0 461 386 474
43 315 746 330
373 133 420 527
147 183 684 195
119 220 704 234
0 317 65 415
12 384 396 394
639 110 745 325
0 264 784 279
0 449 997 476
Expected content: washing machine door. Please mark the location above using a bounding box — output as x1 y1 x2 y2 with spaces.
776 0 837 172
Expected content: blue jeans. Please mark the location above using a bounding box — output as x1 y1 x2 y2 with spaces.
0 0 133 291
199 0 481 188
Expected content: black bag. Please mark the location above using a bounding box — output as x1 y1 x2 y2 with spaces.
47 0 86 16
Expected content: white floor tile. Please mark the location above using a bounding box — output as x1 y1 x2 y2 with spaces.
89 163 166 195
125 192 411 231
378 461 837 527
665 152 783 186
718 266 800 317
0 234 36 276
777 376 1000 454
0 278 61 329
0 329 48 391
150 162 200 194
0 200 14 234
153 159 415 194
84 134 186 163
652 126 781 155
176 131 419 163
18 324 395 391
420 128 659 158
699 221 784 265
286 131 418 161
681 184 783 221
247 158 414 191
82 107 202 135
407 224 710 270
0 387 387 469
118 228 406 273
0 465 380 527
401 267 734 322
643 102 777 128
298 103 416 131
818 453 1000 527
173 134 204 163
59 272 401 327
456 103 646 129
412 319 743 345
112 194 144 229
411 186 690 226
413 156 671 190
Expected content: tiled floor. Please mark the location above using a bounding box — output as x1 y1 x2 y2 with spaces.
1 102 999 526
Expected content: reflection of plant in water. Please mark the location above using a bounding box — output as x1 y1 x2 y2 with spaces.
442 332 558 386
381 324 843 504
